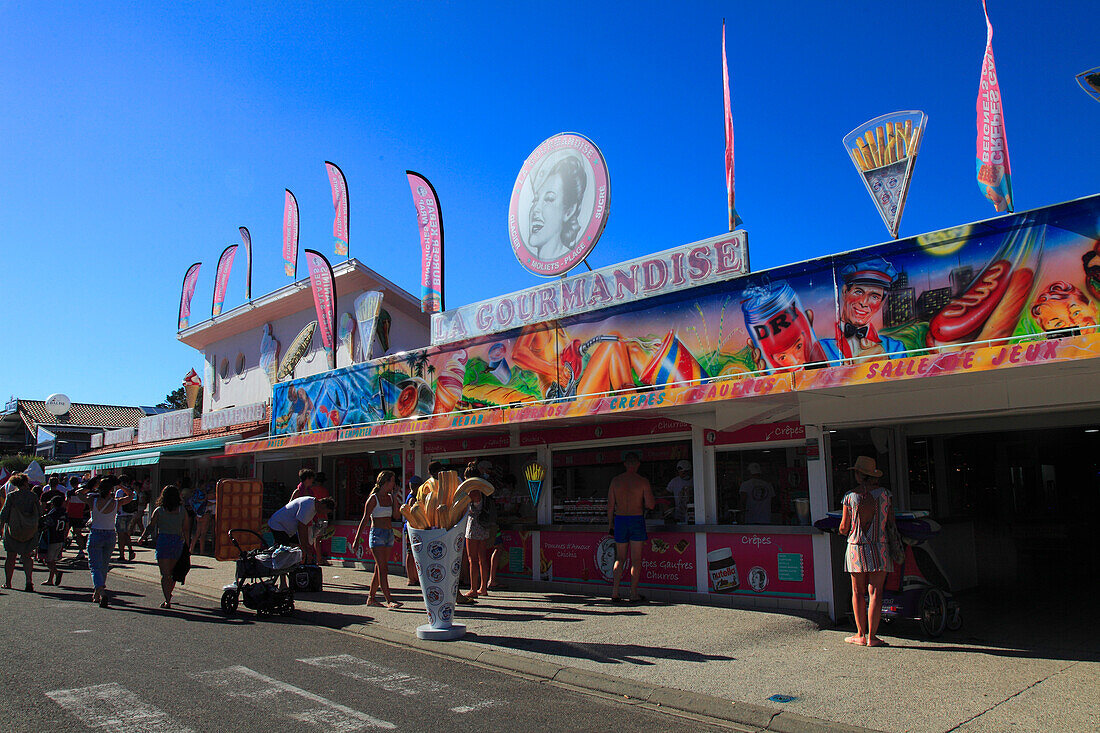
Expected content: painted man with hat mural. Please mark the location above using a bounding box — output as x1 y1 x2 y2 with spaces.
820 256 907 365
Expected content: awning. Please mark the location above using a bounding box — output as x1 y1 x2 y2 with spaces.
45 435 242 474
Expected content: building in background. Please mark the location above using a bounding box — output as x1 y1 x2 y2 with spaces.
0 398 147 459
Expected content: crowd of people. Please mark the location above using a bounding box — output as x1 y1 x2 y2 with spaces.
0 471 200 609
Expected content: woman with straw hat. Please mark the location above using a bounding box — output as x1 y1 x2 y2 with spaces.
838 456 894 647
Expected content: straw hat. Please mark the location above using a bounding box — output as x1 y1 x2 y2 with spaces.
458 477 495 496
848 456 883 478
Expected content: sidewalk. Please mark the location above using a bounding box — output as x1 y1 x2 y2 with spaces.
110 548 1098 733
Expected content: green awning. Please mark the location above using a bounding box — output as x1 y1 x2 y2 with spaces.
44 434 245 474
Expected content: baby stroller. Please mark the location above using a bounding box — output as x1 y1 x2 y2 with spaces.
221 529 302 618
815 511 962 637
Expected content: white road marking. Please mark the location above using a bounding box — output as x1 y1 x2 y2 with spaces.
196 665 394 731
71 629 93 633
298 654 500 714
46 682 194 733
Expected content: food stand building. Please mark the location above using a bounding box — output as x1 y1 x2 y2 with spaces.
221 194 1100 621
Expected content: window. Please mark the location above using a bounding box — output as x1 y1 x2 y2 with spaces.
551 441 691 524
715 447 809 525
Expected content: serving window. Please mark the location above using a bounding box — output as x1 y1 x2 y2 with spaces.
715 446 809 526
551 440 692 524
426 451 540 525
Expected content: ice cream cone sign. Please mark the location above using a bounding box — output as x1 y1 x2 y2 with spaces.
183 368 202 409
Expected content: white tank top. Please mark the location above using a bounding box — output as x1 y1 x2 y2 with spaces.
371 496 393 519
90 498 118 531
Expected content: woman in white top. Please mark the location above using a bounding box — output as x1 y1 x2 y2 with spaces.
77 475 135 607
351 470 402 608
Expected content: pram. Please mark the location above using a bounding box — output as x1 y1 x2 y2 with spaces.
220 529 302 617
815 511 962 637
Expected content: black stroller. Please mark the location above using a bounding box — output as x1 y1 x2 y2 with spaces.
221 529 302 617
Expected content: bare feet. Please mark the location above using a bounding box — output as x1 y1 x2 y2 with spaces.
366 598 383 607
385 600 403 609
866 637 889 647
844 635 865 645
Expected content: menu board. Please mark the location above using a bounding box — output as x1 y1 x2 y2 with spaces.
705 532 814 598
539 530 696 591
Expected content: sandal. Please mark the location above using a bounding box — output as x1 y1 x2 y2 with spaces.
385 600 403 609
610 596 625 604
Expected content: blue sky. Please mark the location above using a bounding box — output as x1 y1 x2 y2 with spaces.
1 1 1097 406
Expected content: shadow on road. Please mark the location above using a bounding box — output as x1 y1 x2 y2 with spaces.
463 632 736 666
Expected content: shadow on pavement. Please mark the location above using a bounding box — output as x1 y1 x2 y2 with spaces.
464 632 736 666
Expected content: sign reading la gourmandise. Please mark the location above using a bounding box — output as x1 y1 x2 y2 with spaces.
431 231 749 345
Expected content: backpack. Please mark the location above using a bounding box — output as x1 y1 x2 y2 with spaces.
7 493 39 543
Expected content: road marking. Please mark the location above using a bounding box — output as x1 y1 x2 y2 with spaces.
46 683 194 733
71 629 93 633
298 654 500 714
196 665 394 731
298 654 446 696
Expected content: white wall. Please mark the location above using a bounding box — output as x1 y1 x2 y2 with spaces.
202 288 430 413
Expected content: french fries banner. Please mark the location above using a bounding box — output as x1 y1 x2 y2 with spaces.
270 196 1100 436
976 0 1013 213
844 111 925 239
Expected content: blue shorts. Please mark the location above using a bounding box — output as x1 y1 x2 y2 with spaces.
155 533 184 561
369 527 394 548
613 515 647 543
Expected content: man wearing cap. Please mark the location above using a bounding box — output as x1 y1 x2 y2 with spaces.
665 461 693 524
821 256 907 365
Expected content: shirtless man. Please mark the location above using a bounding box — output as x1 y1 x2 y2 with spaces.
607 452 655 604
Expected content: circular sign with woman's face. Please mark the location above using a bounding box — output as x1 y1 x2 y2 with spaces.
509 133 610 277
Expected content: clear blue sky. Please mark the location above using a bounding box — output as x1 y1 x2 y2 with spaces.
1 1 1097 406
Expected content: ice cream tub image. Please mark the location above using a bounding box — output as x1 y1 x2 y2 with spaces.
408 522 467 640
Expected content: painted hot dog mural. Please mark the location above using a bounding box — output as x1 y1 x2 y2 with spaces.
272 198 1100 435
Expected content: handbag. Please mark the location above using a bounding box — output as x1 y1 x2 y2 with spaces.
172 544 192 584
886 515 905 566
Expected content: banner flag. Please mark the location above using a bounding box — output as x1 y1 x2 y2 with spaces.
305 249 337 370
843 111 926 238
406 170 445 313
239 226 253 300
212 244 238 316
325 161 349 258
976 0 1013 213
722 21 742 230
178 262 202 330
283 189 299 278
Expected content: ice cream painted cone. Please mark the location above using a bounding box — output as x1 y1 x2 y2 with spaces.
185 383 201 409
433 350 467 414
408 523 467 640
640 331 706 386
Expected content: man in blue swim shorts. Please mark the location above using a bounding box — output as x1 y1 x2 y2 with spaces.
607 452 655 604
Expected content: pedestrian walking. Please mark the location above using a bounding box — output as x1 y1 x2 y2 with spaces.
607 452 655 604
64 476 89 561
1 473 41 591
41 495 69 586
351 470 403 608
403 475 422 587
78 475 134 607
838 456 894 647
138 485 191 609
464 467 496 599
115 474 139 562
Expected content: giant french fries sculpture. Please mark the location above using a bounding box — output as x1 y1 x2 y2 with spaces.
843 110 927 238
404 472 494 641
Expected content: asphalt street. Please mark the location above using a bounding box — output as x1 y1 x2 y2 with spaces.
0 574 740 733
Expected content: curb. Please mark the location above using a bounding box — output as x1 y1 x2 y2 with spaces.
113 566 880 733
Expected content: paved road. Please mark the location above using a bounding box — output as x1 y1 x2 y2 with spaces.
0 576 740 733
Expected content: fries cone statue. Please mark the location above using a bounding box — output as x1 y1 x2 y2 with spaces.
404 471 487 641
843 111 926 239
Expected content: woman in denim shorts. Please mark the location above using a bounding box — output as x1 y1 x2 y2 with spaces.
351 470 402 608
138 485 191 609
